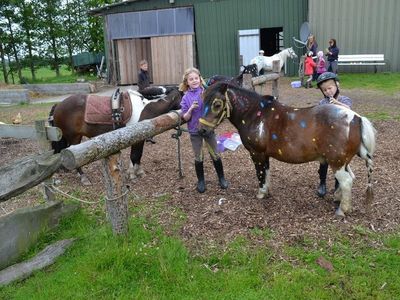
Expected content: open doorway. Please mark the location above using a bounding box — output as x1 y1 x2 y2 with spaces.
238 27 284 69
260 27 283 56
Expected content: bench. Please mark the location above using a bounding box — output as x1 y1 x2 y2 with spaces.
338 54 385 72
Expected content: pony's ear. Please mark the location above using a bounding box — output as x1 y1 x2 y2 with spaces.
217 82 229 94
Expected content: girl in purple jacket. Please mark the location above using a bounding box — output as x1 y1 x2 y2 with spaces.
179 67 228 193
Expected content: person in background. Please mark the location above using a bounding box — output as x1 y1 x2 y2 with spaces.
137 59 150 92
316 72 352 197
306 34 319 81
326 39 339 74
137 59 156 143
316 50 327 85
304 51 316 88
179 67 228 193
306 34 318 56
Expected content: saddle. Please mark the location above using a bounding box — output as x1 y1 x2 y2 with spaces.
84 91 132 125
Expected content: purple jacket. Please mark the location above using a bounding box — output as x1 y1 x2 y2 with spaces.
180 87 204 134
319 95 352 108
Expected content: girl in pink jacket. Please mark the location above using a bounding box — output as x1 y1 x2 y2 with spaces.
304 51 316 88
316 51 327 78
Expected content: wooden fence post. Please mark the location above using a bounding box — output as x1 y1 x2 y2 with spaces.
35 120 55 202
101 152 129 235
242 73 254 90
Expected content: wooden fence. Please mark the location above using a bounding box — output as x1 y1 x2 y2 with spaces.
0 111 183 235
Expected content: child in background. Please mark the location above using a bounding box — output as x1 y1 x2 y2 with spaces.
316 51 327 80
316 72 353 197
137 59 150 92
304 51 316 88
179 67 228 193
137 59 157 143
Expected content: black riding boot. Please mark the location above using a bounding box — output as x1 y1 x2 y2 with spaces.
317 163 328 197
212 158 228 189
195 160 206 193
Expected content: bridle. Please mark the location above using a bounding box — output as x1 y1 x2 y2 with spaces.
199 91 232 128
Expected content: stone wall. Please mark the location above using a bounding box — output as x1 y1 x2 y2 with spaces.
0 89 30 105
23 83 95 95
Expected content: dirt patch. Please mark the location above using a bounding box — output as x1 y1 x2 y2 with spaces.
1 77 399 250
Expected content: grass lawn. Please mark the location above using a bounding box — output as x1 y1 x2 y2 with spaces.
1 65 97 84
0 199 399 299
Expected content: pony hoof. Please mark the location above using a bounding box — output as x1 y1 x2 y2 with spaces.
81 177 92 186
256 192 266 199
335 207 345 218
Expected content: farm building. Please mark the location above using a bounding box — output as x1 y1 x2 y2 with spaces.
309 0 399 73
90 0 399 85
89 0 308 85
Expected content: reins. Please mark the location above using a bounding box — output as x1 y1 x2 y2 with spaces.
170 110 187 178
199 91 231 128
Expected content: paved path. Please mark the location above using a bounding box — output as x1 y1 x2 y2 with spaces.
31 85 138 104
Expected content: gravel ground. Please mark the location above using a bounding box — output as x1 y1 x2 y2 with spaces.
1 77 399 250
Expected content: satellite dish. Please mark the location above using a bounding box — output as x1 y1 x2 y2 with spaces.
300 22 311 42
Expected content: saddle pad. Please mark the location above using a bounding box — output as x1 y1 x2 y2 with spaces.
84 92 132 125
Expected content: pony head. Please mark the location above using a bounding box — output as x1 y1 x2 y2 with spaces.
286 47 298 59
242 64 258 77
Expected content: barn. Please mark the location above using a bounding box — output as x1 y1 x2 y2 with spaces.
309 0 400 73
89 0 308 85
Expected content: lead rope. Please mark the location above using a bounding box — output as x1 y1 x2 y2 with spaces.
170 110 187 178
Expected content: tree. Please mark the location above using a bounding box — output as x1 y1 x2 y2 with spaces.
18 0 39 81
36 0 64 77
1 1 23 83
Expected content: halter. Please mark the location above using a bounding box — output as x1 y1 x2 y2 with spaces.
199 91 231 128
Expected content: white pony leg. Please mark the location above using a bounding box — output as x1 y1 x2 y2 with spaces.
134 164 145 178
256 169 270 199
334 167 353 216
128 161 135 179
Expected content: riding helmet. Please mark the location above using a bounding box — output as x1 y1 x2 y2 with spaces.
317 72 339 86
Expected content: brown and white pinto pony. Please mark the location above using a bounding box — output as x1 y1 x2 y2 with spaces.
49 88 182 185
198 82 376 216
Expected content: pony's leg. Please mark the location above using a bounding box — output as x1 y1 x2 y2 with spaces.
317 163 328 197
252 155 270 199
334 166 354 216
129 142 145 180
77 167 91 186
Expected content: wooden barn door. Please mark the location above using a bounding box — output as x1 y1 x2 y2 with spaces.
150 35 194 85
115 38 152 85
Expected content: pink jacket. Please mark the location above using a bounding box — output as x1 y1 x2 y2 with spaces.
317 57 327 74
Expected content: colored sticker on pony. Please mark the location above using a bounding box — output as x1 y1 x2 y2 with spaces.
200 82 376 217
300 120 307 128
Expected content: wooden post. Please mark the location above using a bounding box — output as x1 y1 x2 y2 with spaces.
242 73 254 90
271 60 280 98
272 60 280 73
61 110 182 171
102 152 128 235
35 120 55 202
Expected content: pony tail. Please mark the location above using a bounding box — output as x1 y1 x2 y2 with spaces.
359 116 377 206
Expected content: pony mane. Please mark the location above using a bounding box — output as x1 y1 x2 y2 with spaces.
204 81 272 107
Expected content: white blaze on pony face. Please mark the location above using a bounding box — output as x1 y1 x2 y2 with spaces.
257 121 265 138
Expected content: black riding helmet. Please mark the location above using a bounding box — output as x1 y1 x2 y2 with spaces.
317 72 340 99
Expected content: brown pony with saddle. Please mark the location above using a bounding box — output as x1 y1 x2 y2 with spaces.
49 88 182 184
198 82 376 216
